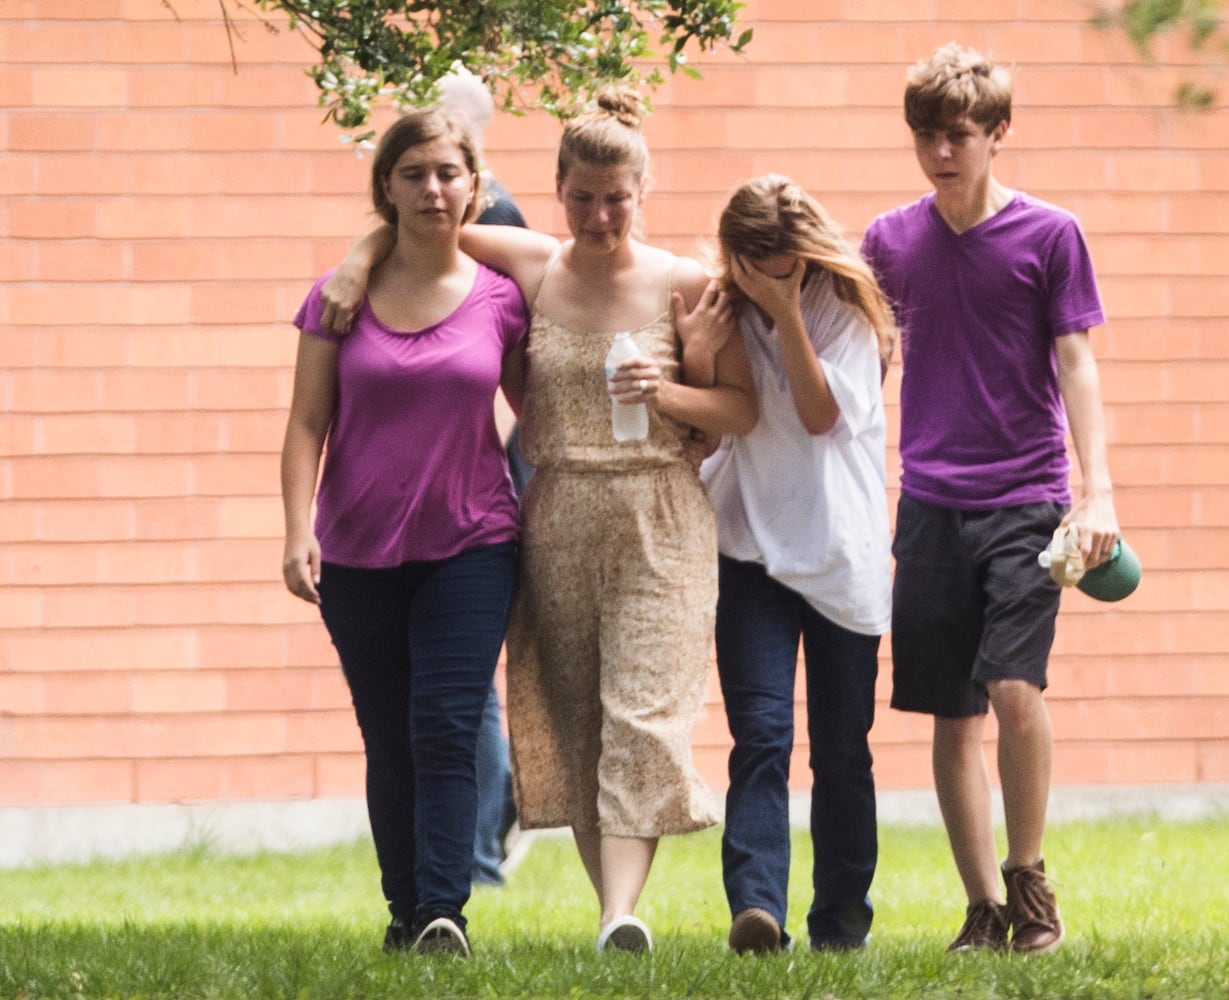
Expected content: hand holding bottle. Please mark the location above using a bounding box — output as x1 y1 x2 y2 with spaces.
1038 524 1141 602
604 332 658 442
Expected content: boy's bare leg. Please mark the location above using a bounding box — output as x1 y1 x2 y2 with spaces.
933 714 1002 904
988 678 1052 868
986 678 1064 953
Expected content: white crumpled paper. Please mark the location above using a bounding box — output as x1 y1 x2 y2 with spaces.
1038 523 1085 587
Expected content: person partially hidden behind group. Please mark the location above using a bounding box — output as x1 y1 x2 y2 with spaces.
320 84 758 955
280 106 529 958
435 67 528 891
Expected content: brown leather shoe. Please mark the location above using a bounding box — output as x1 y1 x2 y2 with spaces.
946 898 1009 953
1003 858 1065 954
729 907 784 954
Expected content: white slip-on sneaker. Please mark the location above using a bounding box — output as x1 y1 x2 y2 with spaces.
596 914 652 954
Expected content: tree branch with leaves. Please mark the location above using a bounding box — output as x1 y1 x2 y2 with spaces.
199 0 751 139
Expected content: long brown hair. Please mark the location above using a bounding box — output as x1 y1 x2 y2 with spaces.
370 108 480 225
715 175 897 368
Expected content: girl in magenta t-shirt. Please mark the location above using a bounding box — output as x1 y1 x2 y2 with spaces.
280 108 528 958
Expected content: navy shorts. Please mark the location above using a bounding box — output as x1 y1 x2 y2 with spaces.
890 494 1066 718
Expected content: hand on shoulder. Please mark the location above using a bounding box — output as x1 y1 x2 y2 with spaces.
673 277 737 362
670 254 714 309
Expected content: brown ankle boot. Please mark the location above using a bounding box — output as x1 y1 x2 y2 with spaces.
1003 858 1064 954
946 898 1009 953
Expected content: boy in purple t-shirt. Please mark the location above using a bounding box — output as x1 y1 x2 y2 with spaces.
861 43 1120 955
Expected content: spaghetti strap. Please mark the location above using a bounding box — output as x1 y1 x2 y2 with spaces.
528 245 564 312
664 254 678 315
505 274 720 835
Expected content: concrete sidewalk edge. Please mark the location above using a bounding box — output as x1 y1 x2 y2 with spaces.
3 784 1227 869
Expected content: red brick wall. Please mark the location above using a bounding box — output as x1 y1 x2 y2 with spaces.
3 0 1228 808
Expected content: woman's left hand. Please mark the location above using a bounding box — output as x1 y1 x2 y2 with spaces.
607 357 664 409
673 280 736 358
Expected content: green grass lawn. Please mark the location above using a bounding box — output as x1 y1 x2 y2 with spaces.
1 817 1226 999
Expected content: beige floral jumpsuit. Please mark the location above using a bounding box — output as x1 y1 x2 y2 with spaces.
506 255 720 837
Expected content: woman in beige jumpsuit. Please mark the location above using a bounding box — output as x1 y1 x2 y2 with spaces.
322 87 756 952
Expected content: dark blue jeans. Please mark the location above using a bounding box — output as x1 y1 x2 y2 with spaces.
715 556 880 948
318 541 517 930
472 682 516 885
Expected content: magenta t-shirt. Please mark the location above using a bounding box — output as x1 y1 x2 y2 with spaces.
295 264 529 567
861 192 1105 510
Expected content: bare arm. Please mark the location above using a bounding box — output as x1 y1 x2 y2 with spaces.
320 223 556 335
280 332 339 603
1056 330 1118 569
610 262 757 436
320 225 396 334
675 279 736 390
731 255 841 435
660 330 758 435
459 225 557 297
500 340 528 417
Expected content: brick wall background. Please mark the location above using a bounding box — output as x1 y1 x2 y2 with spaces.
3 0 1228 816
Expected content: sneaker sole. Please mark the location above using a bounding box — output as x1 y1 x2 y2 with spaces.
414 917 471 958
1011 923 1065 955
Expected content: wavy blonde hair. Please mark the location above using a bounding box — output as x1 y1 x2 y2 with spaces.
715 175 897 368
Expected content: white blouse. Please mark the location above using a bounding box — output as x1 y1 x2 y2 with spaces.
701 270 892 635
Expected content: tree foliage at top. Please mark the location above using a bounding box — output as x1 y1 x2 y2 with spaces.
1092 0 1226 107
200 1 1225 133
218 0 751 138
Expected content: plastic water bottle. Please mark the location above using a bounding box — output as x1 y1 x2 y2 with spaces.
1038 529 1142 602
604 332 648 443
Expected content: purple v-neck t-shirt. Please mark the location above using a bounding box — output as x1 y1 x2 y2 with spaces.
862 192 1105 510
295 264 529 567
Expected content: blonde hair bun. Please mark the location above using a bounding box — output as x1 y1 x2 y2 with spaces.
592 85 646 130
557 83 650 180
